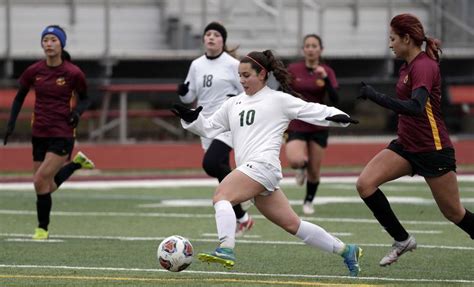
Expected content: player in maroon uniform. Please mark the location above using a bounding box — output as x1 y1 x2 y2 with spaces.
358 13 474 266
285 34 339 214
3 25 95 240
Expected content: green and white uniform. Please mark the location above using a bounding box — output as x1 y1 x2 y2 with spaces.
182 86 349 191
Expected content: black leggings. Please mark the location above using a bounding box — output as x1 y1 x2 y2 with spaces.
202 140 246 220
202 140 232 182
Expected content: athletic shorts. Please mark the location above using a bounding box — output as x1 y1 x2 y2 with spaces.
236 160 282 195
387 139 456 178
32 137 75 162
286 130 329 148
201 131 233 151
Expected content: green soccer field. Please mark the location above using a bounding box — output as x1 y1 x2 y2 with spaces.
0 178 473 286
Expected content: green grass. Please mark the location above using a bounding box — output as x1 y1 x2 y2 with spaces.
0 179 473 286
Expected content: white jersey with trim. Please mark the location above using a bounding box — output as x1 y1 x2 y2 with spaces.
182 86 349 171
180 52 243 119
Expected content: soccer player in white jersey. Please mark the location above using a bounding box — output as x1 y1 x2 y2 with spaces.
177 22 254 236
172 50 362 277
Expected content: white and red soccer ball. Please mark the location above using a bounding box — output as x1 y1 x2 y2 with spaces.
157 235 194 272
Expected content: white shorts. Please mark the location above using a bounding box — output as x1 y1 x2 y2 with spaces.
236 160 282 195
201 131 233 151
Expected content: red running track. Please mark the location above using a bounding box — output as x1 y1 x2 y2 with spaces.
1 139 473 172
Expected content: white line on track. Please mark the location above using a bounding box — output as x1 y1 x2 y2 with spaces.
0 264 472 284
0 175 473 190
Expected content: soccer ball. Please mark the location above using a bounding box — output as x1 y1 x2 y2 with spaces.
157 235 194 272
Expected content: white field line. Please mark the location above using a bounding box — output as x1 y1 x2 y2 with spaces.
0 209 459 225
137 197 474 208
0 175 473 190
0 263 473 284
1 233 473 251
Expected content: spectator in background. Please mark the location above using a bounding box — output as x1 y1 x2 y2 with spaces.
358 13 474 267
172 50 362 277
285 34 339 215
3 25 95 240
177 22 254 237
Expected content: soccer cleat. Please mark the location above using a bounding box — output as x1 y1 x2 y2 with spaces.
32 227 49 240
235 215 255 237
302 201 315 215
342 244 363 277
198 247 235 269
73 151 95 169
379 235 417 267
295 167 306 186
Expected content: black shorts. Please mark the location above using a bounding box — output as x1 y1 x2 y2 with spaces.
387 139 456 178
32 137 75 162
286 130 329 148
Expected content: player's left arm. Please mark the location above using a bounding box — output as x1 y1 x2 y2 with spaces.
359 82 428 116
69 72 90 128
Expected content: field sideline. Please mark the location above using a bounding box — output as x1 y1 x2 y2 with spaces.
1 176 473 286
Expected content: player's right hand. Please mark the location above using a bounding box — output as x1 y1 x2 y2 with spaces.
177 82 190 96
171 104 203 123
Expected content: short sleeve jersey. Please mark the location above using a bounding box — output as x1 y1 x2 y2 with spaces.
396 52 452 152
287 61 338 132
19 60 87 137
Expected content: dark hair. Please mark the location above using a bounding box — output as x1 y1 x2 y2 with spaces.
302 34 324 63
241 50 302 98
303 34 323 49
390 13 441 62
47 25 71 61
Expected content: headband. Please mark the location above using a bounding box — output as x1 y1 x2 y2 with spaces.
41 26 67 48
245 55 267 73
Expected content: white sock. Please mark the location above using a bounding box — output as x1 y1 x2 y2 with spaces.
214 200 236 249
295 220 345 254
237 212 249 223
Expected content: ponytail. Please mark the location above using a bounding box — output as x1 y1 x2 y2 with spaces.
241 50 302 99
425 37 442 63
62 49 71 61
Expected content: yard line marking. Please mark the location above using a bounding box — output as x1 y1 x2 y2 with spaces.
2 233 473 250
4 238 64 243
0 209 462 225
405 230 442 234
201 233 262 238
138 197 474 208
0 264 473 284
0 175 473 190
0 274 370 287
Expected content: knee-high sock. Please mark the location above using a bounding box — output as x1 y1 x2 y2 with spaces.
54 162 81 188
305 181 319 203
456 209 474 239
36 193 52 230
295 220 345 254
362 188 409 241
214 200 236 249
233 204 246 221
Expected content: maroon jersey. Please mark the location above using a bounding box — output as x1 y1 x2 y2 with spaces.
396 52 452 152
19 60 87 137
287 61 338 132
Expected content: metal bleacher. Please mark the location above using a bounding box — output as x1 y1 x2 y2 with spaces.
1 0 474 62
